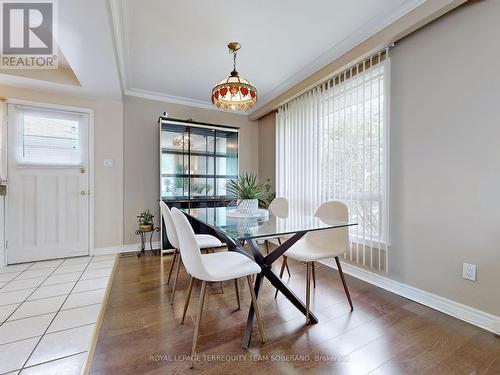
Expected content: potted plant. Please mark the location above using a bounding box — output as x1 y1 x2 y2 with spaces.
137 209 154 232
263 178 276 208
226 173 266 214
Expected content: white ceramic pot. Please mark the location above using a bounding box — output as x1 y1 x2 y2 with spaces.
237 199 259 214
237 219 259 236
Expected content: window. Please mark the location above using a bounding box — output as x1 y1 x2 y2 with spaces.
276 51 389 270
12 106 86 166
23 114 80 164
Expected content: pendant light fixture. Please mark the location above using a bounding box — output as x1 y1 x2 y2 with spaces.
211 42 257 111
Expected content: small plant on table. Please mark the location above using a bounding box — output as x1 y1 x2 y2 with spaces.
137 209 154 232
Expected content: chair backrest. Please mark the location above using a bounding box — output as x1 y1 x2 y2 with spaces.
159 201 179 249
306 200 349 252
171 207 211 280
269 197 289 218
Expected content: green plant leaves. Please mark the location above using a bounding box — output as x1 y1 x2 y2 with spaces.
137 209 154 225
225 173 266 200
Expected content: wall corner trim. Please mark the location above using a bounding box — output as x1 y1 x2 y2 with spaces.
320 258 500 335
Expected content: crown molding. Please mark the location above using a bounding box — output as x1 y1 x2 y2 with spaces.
250 0 426 115
248 0 465 120
110 0 438 118
125 87 248 115
125 88 213 109
108 0 131 92
109 0 247 115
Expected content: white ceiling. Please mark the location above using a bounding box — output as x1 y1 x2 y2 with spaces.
0 0 122 101
114 0 424 111
0 0 425 108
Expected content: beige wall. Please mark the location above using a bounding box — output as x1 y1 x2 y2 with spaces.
123 95 259 244
255 1 500 317
258 111 276 192
0 85 124 250
389 0 500 316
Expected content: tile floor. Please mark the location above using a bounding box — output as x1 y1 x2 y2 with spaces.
0 254 116 375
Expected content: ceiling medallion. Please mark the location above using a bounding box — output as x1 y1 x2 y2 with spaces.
211 42 257 112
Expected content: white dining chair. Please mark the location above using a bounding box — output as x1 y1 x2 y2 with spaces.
268 196 289 217
281 200 353 323
159 201 223 304
171 207 266 367
262 197 290 257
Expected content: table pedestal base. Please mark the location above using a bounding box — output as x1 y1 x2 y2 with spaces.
185 214 320 349
240 237 318 348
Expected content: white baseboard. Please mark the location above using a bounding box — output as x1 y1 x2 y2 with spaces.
122 241 161 252
320 259 500 335
93 241 161 256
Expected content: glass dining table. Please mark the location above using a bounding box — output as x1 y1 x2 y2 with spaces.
182 206 357 348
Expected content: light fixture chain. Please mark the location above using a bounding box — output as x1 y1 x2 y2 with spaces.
233 51 237 71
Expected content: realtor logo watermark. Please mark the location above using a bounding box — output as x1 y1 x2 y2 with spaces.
0 0 58 69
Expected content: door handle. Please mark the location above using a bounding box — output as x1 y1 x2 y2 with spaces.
80 167 86 174
80 190 87 196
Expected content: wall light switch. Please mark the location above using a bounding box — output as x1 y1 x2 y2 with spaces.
103 159 114 168
462 263 477 281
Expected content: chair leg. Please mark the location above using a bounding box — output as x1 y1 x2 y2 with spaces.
167 249 178 284
246 275 266 343
182 276 195 324
284 256 291 277
191 280 207 369
234 278 240 310
170 253 182 305
312 261 316 288
274 257 287 299
335 256 353 311
220 281 224 294
306 262 311 324
265 240 270 254
277 237 291 277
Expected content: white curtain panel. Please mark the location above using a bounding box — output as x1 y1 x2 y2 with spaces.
276 53 390 271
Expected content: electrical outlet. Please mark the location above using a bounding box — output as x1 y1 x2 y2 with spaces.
462 263 477 281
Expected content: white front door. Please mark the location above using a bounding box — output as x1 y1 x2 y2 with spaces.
6 104 90 264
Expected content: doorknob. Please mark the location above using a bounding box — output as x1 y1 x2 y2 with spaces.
80 167 86 174
80 190 87 196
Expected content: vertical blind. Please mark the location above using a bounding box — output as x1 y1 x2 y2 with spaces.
276 50 390 271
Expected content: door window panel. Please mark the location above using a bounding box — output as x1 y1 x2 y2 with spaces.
20 111 84 165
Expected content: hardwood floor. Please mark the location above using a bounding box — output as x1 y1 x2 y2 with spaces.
89 250 500 374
